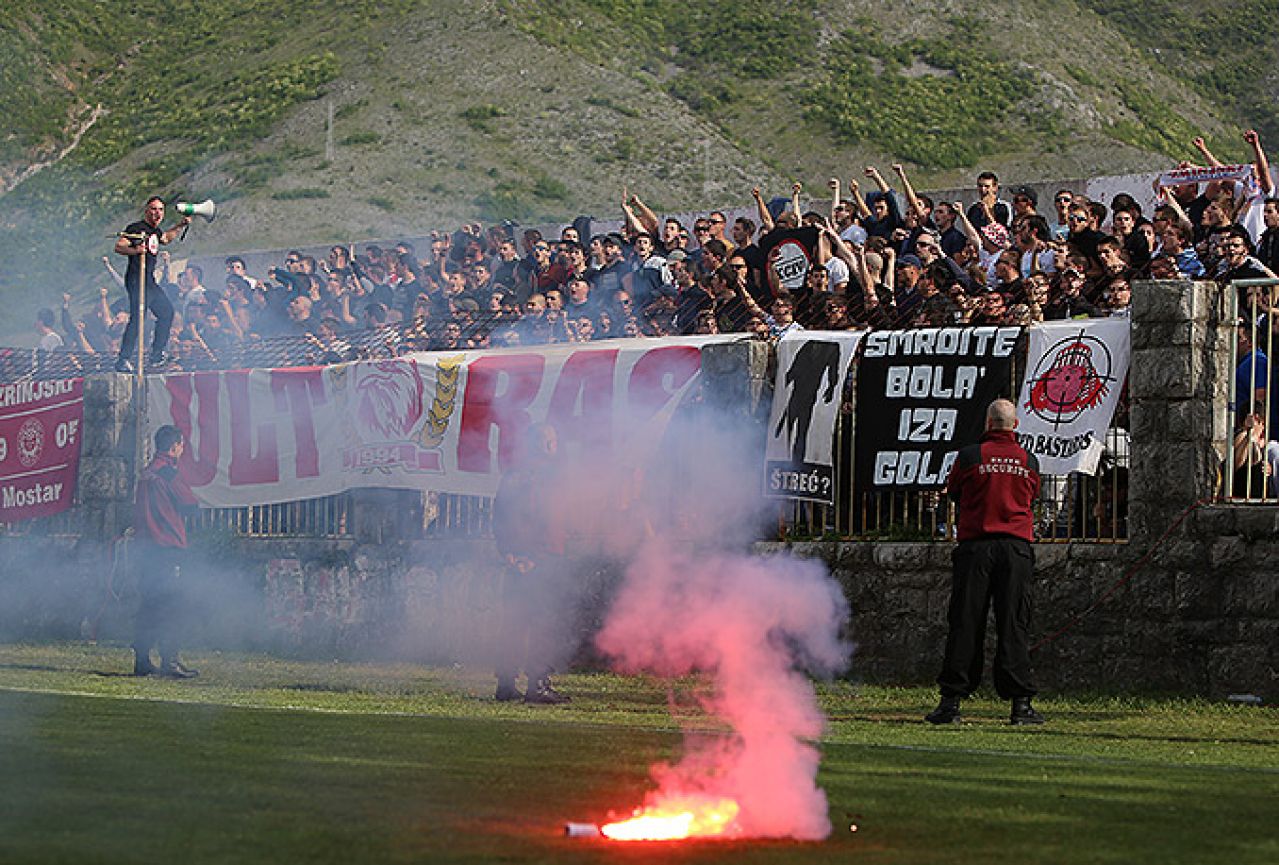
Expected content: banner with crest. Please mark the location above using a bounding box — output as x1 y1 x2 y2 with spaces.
1015 318 1130 475
146 337 735 507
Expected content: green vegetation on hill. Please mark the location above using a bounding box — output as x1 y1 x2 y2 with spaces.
1077 0 1279 143
806 17 1044 169
0 1 409 324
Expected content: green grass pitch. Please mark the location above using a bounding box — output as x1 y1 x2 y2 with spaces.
0 644 1274 864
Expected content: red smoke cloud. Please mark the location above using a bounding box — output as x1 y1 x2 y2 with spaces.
595 542 850 840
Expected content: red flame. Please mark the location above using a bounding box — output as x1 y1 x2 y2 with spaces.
600 795 740 841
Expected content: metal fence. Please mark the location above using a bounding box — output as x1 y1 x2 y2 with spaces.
1224 278 1278 503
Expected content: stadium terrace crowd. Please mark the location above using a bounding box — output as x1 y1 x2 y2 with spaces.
19 129 1279 378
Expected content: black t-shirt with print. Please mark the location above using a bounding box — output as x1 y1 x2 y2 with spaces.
122 220 164 292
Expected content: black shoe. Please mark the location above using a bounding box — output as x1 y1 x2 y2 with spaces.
524 680 570 705
114 357 134 374
157 661 199 679
133 658 157 677
925 695 962 725
1010 697 1044 725
147 352 172 369
495 681 523 702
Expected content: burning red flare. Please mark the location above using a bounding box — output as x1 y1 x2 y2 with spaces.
600 795 741 841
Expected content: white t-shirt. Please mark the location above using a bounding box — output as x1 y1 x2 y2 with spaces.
1020 248 1056 278
824 256 850 290
39 331 64 351
840 224 868 247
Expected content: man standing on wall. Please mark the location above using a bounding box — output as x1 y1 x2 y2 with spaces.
113 196 190 373
132 425 201 678
926 399 1045 726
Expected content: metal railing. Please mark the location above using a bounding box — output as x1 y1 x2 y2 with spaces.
1224 278 1278 503
193 493 354 539
777 416 1130 542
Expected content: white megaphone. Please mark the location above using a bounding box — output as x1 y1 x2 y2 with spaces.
175 199 217 222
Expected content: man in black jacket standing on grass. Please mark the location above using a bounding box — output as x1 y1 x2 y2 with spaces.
926 399 1045 726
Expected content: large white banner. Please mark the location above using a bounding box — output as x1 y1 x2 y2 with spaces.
764 330 864 503
147 337 738 507
1015 318 1130 475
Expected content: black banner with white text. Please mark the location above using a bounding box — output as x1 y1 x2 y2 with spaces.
854 326 1020 490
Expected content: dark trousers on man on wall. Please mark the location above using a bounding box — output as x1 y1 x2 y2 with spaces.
938 537 1037 700
118 281 175 364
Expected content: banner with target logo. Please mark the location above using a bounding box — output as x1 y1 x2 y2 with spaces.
1015 318 1130 475
0 378 84 522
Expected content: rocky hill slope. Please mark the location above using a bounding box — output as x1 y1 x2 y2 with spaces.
1 0 1275 338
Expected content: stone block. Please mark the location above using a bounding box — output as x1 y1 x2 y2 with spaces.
1164 400 1211 442
1206 645 1275 700
1226 566 1279 616
1208 536 1248 570
1032 543 1069 573
1131 320 1195 351
1129 348 1196 399
1233 507 1279 541
1131 279 1197 322
872 543 931 570
1192 504 1232 537
1129 401 1167 443
1173 570 1226 617
1152 538 1205 569
79 458 130 501
1243 538 1279 573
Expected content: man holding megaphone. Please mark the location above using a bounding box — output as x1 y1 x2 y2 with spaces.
112 196 195 373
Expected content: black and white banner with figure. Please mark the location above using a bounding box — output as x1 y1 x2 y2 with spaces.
1015 318 1129 475
855 326 1021 489
765 330 864 503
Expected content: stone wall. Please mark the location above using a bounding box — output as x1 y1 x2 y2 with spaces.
768 530 1276 700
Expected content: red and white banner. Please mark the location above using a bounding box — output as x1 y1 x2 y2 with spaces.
1015 318 1130 475
147 337 737 507
1156 163 1257 190
0 378 84 522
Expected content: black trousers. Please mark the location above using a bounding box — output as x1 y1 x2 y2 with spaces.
133 545 186 662
118 281 174 364
937 537 1036 700
496 554 570 685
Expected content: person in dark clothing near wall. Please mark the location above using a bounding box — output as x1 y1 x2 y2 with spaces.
132 424 201 678
491 423 572 705
926 399 1045 726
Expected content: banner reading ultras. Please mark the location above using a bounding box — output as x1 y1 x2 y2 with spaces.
855 326 1020 490
765 330 864 504
146 337 737 508
0 378 84 522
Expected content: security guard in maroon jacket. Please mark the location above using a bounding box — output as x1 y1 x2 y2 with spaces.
926 399 1045 726
132 424 201 678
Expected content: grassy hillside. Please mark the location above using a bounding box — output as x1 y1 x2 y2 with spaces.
0 0 1274 340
